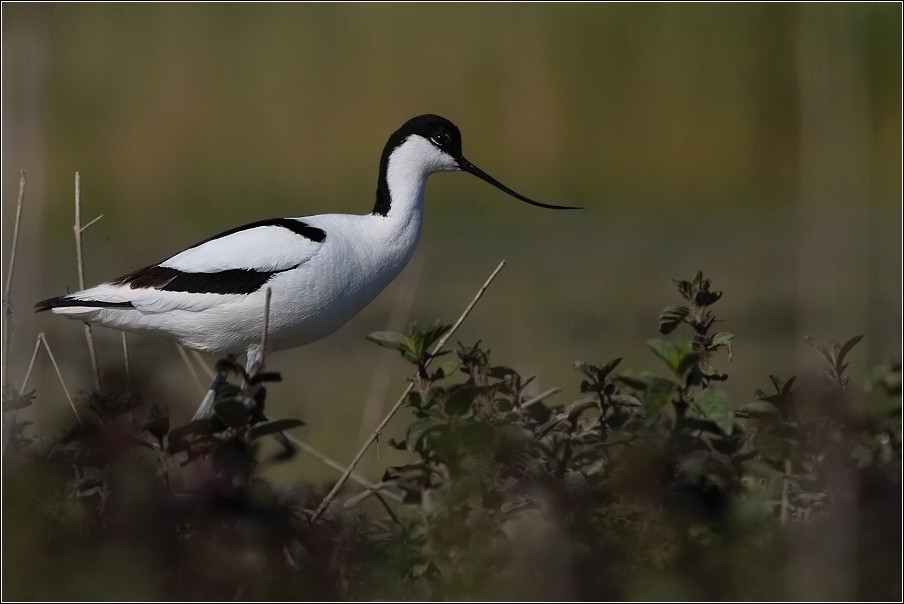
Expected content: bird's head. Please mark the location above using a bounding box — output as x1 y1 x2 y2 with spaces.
381 114 580 211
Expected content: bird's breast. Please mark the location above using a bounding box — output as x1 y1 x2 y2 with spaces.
264 216 420 351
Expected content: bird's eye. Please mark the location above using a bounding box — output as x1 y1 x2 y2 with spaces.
431 132 450 146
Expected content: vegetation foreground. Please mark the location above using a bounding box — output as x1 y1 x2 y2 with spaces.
2 272 901 600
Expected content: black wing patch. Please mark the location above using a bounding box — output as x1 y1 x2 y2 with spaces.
35 218 322 311
185 218 326 251
113 265 297 295
35 296 134 313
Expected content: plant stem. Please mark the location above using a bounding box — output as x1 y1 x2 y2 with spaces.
74 172 102 390
2 170 26 389
310 260 506 524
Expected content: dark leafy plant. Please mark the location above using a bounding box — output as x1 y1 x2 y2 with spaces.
3 272 900 600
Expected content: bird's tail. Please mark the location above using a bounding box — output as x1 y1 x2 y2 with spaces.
35 294 134 314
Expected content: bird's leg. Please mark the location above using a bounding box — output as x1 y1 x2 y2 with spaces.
245 344 264 380
243 344 294 454
191 352 237 421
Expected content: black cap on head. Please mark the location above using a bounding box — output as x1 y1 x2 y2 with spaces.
373 114 581 215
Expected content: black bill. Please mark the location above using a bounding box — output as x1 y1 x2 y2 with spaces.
457 157 581 210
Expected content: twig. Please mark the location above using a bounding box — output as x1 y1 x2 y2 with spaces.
344 481 395 508
4 335 40 453
180 347 393 500
282 432 402 503
19 333 81 425
521 386 562 408
2 170 26 388
79 213 104 232
74 172 101 391
19 336 42 392
176 344 207 395
310 260 506 524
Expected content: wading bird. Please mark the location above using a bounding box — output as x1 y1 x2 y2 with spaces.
36 114 577 415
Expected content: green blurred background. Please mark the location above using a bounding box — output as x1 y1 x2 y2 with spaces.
2 3 901 486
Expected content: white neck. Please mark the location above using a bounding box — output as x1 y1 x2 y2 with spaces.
382 135 457 222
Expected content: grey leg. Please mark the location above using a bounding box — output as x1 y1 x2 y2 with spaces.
191 353 237 421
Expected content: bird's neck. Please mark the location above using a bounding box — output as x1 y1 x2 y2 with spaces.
372 138 430 227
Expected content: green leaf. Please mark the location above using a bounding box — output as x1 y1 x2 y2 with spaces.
365 330 409 352
647 339 697 376
837 334 865 367
710 332 735 348
432 359 461 380
647 339 678 370
768 374 784 393
695 290 722 307
458 423 496 449
564 397 598 420
249 418 305 440
674 343 698 375
599 358 623 378
214 399 250 427
420 321 452 351
406 418 441 451
2 389 35 412
644 375 677 414
804 336 835 366
781 376 796 396
445 385 475 416
694 388 734 434
659 306 690 334
573 361 600 381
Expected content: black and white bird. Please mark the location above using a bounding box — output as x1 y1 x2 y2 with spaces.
37 114 577 388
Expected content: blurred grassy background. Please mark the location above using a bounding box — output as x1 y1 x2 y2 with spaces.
2 3 901 489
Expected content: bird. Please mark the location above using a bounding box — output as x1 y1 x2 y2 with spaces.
36 114 578 412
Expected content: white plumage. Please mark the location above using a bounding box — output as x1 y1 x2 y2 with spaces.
37 115 577 367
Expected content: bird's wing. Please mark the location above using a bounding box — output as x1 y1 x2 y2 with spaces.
41 218 326 314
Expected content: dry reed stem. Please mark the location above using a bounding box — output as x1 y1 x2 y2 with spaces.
19 333 81 425
190 350 215 381
74 172 102 391
177 344 207 395
520 386 562 408
181 349 389 499
20 336 42 391
2 170 27 387
344 481 395 508
281 432 403 503
311 260 507 524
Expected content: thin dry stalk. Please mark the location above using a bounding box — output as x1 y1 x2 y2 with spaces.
282 432 402 503
311 260 507 524
180 349 391 499
520 386 562 408
74 172 102 391
19 333 81 425
19 336 42 391
4 335 41 453
176 344 207 395
190 350 215 381
344 481 395 508
2 170 27 387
